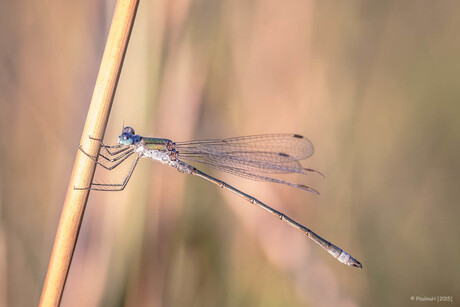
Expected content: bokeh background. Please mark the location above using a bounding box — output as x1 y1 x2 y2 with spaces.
1 1 459 306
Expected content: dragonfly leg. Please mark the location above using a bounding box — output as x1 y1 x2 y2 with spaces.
88 136 126 155
79 145 134 170
101 146 131 156
74 156 140 191
98 148 133 163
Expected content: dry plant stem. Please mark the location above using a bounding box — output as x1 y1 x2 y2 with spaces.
39 1 139 306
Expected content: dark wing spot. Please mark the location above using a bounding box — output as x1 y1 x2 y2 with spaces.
279 152 290 157
293 134 304 139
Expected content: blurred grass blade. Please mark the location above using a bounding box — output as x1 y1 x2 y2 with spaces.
39 1 139 306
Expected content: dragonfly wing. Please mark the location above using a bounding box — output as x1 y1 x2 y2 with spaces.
175 134 314 163
178 157 320 194
178 152 310 175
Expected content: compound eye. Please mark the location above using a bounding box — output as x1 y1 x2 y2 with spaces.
122 126 135 135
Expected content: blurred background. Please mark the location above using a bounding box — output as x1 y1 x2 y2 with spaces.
1 0 459 306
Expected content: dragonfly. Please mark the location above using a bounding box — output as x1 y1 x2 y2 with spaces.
76 126 362 268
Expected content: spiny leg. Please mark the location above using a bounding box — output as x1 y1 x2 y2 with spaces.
88 136 126 155
79 145 134 170
98 148 134 164
96 151 135 170
75 156 140 191
100 146 131 156
191 167 362 268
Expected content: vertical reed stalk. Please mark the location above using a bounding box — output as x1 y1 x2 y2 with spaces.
39 1 139 306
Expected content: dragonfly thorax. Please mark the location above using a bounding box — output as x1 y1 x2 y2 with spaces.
134 142 194 174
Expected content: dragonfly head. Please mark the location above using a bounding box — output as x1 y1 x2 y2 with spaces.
118 126 141 145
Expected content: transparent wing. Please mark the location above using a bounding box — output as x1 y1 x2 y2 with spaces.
177 151 309 175
175 134 321 193
176 133 313 163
